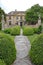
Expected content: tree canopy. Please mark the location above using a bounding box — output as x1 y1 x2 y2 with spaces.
25 4 43 24
0 7 6 22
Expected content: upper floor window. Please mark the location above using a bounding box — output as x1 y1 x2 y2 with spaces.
20 16 22 20
16 16 18 20
9 16 11 19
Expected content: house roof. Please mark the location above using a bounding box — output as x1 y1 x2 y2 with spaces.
6 10 25 16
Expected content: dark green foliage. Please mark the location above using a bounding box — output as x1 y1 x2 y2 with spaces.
0 33 16 65
38 25 42 33
0 7 6 30
4 28 11 34
3 26 20 35
33 25 42 34
23 26 34 35
25 4 43 24
0 59 6 65
0 7 6 22
0 22 2 30
30 34 43 65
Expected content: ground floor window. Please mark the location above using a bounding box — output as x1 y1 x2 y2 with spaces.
9 21 11 25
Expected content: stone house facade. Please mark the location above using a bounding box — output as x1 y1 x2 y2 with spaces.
6 10 25 27
5 10 41 28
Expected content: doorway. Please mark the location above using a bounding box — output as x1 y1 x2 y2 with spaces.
20 22 22 27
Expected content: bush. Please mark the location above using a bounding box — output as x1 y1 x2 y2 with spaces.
0 22 2 30
23 26 34 35
3 26 20 35
10 26 20 35
33 25 42 34
0 59 6 65
38 25 42 33
28 34 38 44
3 28 11 34
30 34 43 65
0 33 16 65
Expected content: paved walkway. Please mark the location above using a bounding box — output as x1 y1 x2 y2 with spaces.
12 29 33 65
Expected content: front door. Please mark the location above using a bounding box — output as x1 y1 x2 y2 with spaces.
20 22 22 27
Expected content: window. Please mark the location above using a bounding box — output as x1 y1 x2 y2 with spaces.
16 16 18 20
9 16 11 19
20 16 22 20
9 21 11 25
16 21 18 25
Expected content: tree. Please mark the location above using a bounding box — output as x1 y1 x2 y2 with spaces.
0 7 6 22
0 7 6 30
25 4 43 24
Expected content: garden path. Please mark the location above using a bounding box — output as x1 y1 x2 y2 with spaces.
12 29 33 65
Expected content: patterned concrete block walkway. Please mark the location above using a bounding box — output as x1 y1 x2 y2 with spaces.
12 29 33 65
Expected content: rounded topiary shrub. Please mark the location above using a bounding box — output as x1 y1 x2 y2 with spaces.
23 26 34 35
0 33 16 65
10 26 20 35
0 59 6 65
30 34 43 65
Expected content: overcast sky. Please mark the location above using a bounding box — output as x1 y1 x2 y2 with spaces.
0 0 43 13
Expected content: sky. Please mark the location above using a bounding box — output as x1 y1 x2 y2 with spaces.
0 0 43 13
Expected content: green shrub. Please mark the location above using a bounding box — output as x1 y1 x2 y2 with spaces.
28 34 38 44
38 25 42 33
0 33 16 65
3 28 11 34
33 25 42 34
30 34 43 65
0 22 2 30
23 26 34 35
3 26 20 35
10 26 20 35
0 59 6 65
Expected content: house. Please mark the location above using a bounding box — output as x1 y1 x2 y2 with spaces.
6 10 25 27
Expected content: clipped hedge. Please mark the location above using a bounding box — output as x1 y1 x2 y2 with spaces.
11 26 20 35
0 33 16 65
4 28 11 34
23 25 42 35
23 26 34 35
33 25 42 34
30 34 43 65
0 59 6 65
3 26 20 35
28 34 38 44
